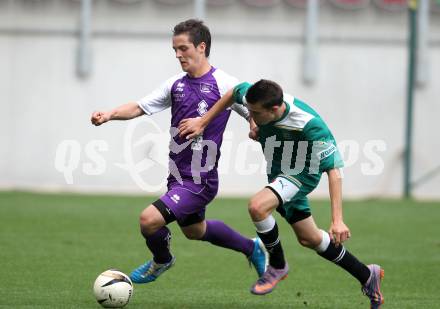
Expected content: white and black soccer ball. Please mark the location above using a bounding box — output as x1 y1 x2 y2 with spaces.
93 269 133 308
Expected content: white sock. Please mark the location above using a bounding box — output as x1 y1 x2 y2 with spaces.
253 215 276 233
314 229 330 253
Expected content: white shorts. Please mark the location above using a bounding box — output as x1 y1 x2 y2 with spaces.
266 175 301 204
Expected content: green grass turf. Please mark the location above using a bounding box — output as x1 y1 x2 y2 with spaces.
0 191 439 308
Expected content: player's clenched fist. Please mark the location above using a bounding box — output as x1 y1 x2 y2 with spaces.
91 111 110 126
248 127 259 141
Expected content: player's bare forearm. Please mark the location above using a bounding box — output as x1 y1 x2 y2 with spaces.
327 168 343 223
178 89 234 139
91 102 144 126
108 102 144 120
327 168 350 246
200 89 235 126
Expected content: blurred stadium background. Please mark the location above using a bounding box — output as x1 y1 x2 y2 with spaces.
1 0 439 198
1 1 440 308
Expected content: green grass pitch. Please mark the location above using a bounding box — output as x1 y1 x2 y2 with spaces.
0 191 439 308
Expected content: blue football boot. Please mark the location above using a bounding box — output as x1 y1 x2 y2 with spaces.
130 256 176 284
248 237 268 277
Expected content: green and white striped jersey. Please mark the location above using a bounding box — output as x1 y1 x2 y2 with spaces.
233 82 344 192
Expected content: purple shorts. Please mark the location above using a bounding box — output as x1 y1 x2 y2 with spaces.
153 179 218 227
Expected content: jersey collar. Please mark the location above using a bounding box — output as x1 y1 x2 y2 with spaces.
186 66 215 80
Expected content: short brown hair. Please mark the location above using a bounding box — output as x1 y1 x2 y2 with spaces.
173 19 211 57
245 79 284 109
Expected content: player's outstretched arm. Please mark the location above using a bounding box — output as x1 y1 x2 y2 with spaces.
327 168 351 247
178 89 235 139
91 102 145 126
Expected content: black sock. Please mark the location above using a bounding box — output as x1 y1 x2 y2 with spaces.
143 226 173 264
318 242 371 285
257 223 286 269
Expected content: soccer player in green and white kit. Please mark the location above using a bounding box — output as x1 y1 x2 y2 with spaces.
179 79 384 309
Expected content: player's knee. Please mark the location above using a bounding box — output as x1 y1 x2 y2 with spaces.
182 229 204 240
139 211 159 236
181 223 206 240
248 198 265 220
297 235 321 249
297 237 313 248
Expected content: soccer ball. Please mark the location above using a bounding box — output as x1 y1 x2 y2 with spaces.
93 269 133 308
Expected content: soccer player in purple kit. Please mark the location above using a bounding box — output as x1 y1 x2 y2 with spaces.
90 19 267 284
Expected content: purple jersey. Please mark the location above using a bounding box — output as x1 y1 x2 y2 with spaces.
137 67 248 187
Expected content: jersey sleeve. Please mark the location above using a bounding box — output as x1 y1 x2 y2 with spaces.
303 118 344 172
230 103 250 120
232 82 252 105
212 70 249 120
137 73 183 115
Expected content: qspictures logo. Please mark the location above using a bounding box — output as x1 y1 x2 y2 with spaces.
54 118 387 192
